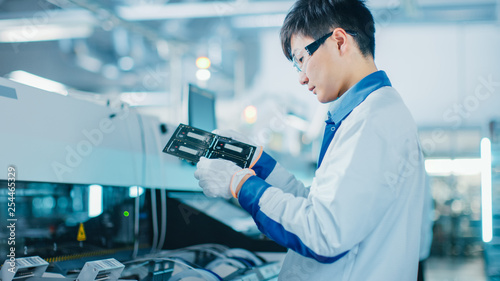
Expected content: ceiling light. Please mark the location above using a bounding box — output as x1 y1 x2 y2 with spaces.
243 105 257 124
424 158 482 176
0 9 95 43
8 70 68 96
196 57 211 69
117 1 293 20
0 24 93 43
118 56 135 71
196 69 211 81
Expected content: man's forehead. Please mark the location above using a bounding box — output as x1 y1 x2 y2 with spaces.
290 33 310 57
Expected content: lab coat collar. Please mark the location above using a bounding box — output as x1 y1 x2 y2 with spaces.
327 70 392 124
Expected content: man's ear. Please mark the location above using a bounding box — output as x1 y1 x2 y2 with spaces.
331 28 348 52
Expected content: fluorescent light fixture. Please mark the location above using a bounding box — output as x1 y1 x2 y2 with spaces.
129 186 145 198
8 70 68 96
0 9 96 43
424 158 482 176
232 14 286 28
481 138 492 243
88 185 103 218
117 1 293 20
0 24 93 43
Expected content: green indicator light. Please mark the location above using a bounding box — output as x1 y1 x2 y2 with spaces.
124 211 129 217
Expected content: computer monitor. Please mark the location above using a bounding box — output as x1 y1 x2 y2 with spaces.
187 84 217 132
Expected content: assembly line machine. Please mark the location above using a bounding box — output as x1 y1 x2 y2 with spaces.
0 77 285 281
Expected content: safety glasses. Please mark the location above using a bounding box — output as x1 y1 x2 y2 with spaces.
292 30 357 73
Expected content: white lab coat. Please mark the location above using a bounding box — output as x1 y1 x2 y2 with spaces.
238 86 426 281
420 174 434 261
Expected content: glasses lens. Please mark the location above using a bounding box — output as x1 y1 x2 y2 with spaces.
293 52 307 73
292 56 301 72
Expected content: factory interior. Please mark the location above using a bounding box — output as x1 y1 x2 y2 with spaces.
1 0 500 280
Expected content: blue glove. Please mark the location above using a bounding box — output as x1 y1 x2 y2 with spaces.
194 157 255 199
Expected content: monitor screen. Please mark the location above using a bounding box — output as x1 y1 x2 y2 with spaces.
188 84 217 132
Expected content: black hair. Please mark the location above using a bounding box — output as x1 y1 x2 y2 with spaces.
280 0 375 60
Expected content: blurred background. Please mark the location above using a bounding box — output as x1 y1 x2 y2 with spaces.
0 0 499 280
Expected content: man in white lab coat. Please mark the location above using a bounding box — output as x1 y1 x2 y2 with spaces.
194 0 427 280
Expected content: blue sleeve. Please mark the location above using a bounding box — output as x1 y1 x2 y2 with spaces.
251 151 276 180
238 176 348 264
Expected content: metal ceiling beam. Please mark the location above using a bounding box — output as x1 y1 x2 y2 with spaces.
67 0 188 51
116 1 295 21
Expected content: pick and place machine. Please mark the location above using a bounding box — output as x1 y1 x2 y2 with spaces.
0 79 283 281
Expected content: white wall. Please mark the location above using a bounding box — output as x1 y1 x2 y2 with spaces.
376 23 500 129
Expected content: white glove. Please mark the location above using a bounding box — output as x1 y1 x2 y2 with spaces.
212 129 263 168
194 157 255 199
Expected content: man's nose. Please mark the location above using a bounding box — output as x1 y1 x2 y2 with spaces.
299 71 308 85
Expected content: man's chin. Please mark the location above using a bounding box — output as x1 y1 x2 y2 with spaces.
316 95 332 104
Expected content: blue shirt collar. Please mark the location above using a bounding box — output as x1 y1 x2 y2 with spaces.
326 70 392 124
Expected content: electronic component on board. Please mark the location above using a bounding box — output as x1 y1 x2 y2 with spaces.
166 139 209 164
162 124 256 168
207 151 251 169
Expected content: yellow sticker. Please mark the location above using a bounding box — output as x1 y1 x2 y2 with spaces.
77 223 86 241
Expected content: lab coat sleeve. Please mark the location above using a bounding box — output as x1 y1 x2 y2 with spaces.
251 151 310 198
419 173 434 260
238 117 403 263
